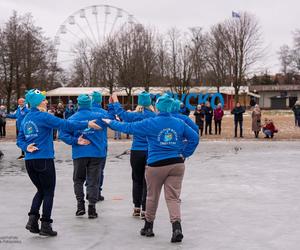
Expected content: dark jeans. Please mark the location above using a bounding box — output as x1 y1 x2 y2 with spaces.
25 159 56 222
74 157 102 205
130 150 147 211
205 120 212 135
214 120 222 135
0 121 6 137
234 120 243 137
98 157 106 194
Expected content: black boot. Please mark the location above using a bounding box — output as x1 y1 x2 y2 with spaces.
39 220 57 237
88 204 98 219
97 193 104 202
25 214 40 234
140 220 155 237
171 221 184 243
76 202 85 216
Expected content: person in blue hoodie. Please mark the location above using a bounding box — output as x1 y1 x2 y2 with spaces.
170 99 199 134
7 98 30 159
60 94 108 219
17 89 101 237
90 91 115 201
110 91 156 219
103 94 199 243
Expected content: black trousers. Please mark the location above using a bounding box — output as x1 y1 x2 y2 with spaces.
205 120 212 134
234 120 243 137
0 121 6 137
73 157 102 205
214 120 222 135
25 159 56 222
130 150 147 211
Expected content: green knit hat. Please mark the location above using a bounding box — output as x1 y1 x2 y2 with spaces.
156 94 174 112
25 89 46 107
138 91 151 107
92 91 102 104
77 94 92 108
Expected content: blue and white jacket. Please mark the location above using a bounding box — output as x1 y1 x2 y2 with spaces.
59 108 108 159
112 102 156 151
17 108 89 160
7 105 30 130
108 112 199 165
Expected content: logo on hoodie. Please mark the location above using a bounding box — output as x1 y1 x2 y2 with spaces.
24 121 39 138
158 128 178 145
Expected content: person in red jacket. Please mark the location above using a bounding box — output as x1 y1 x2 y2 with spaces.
213 103 224 135
262 119 278 138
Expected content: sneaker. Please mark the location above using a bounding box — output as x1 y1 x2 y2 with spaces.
132 208 141 217
17 155 25 160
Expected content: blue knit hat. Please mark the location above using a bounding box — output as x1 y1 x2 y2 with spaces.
25 89 46 107
92 91 102 103
138 91 151 107
77 94 91 108
156 94 174 112
171 99 181 113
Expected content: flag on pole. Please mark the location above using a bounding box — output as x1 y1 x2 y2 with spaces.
232 11 241 18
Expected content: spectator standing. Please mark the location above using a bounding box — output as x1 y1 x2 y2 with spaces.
292 100 300 127
231 102 245 138
179 103 190 116
252 104 262 138
193 105 205 136
0 105 7 138
54 103 65 140
204 101 213 135
213 103 224 135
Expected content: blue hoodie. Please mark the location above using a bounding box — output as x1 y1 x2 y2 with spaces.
108 112 199 164
17 108 89 160
112 102 156 151
7 105 30 130
59 108 108 159
171 112 199 134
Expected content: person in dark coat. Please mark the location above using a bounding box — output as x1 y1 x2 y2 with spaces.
292 100 300 127
231 102 245 138
204 101 213 135
213 103 224 135
193 104 205 136
179 103 190 116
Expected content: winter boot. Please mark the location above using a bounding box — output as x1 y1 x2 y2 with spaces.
171 221 184 243
140 220 155 237
140 211 146 220
76 202 85 216
39 220 57 237
88 204 98 219
25 214 40 234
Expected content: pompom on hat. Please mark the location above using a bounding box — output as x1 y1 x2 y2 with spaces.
91 91 102 104
25 89 46 107
77 94 92 108
155 94 174 113
138 91 151 107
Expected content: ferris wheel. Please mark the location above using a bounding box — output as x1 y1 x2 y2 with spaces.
54 5 138 86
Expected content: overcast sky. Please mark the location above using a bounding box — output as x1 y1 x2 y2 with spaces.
0 0 299 73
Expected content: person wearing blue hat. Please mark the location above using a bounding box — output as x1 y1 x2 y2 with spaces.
110 91 156 219
60 94 109 219
7 98 30 159
17 89 101 237
90 91 115 202
103 94 199 243
170 99 199 134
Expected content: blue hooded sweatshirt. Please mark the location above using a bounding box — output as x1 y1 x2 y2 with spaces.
17 108 89 160
59 108 108 159
171 112 199 134
7 105 30 130
108 112 199 165
112 102 156 151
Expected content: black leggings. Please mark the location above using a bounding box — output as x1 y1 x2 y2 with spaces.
214 120 222 135
130 150 147 211
25 159 56 222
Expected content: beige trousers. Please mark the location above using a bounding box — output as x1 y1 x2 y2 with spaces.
145 163 185 223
